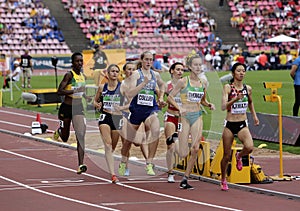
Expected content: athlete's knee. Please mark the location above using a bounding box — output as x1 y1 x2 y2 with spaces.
244 145 253 154
75 131 85 141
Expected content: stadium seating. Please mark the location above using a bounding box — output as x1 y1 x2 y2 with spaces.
228 0 300 54
0 1 71 56
62 0 216 54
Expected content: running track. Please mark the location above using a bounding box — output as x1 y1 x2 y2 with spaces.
1 107 300 211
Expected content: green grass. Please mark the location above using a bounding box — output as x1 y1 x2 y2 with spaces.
1 70 299 154
216 70 294 116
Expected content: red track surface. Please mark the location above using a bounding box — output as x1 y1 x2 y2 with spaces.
1 107 300 211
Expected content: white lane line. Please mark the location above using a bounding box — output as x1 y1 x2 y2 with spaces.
1 149 241 211
0 175 119 211
102 200 181 206
0 110 99 130
0 181 110 191
0 119 97 133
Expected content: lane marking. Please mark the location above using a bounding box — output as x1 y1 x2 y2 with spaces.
0 175 119 211
102 200 181 206
41 179 84 184
0 181 111 191
0 110 99 129
1 149 241 211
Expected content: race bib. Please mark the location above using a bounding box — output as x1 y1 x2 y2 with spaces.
187 90 204 103
103 95 120 111
231 101 248 114
137 89 154 106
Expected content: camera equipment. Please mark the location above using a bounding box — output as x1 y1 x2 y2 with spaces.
51 56 58 67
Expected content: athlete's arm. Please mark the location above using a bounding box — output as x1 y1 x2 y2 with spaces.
93 84 104 110
57 72 73 96
247 85 259 126
155 72 167 107
221 84 242 111
200 89 215 110
125 71 149 99
167 77 185 111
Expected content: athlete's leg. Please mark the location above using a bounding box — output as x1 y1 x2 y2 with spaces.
59 117 72 142
99 124 115 175
177 117 190 159
144 113 160 164
165 121 177 173
220 128 234 180
72 115 86 166
184 117 203 178
237 127 254 157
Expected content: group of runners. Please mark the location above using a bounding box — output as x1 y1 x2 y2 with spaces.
54 51 259 191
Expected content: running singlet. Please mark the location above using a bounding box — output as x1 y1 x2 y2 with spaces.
66 70 86 99
228 83 249 114
102 82 122 112
166 81 182 111
180 76 204 103
134 69 157 107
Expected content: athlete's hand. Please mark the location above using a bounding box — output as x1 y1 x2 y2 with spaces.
157 99 167 108
208 103 215 110
236 91 244 101
143 75 150 85
94 101 102 110
253 117 259 126
75 86 85 93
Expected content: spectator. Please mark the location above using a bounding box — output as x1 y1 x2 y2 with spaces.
212 51 222 71
258 51 269 70
2 60 21 90
20 49 33 88
151 50 162 72
290 55 300 116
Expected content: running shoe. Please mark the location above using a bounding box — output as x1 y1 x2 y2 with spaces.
235 152 243 171
221 179 229 191
179 180 194 190
53 129 60 140
145 163 155 176
124 168 130 176
77 164 87 174
167 173 175 183
111 175 119 183
118 163 126 176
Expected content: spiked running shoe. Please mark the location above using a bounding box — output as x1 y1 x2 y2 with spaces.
118 163 126 176
179 180 194 190
53 129 60 140
221 180 229 191
124 168 130 176
77 164 87 174
235 152 243 171
167 173 175 183
112 175 119 183
145 163 155 176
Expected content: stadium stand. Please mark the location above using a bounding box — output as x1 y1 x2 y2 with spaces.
0 0 71 56
228 0 300 54
61 0 219 54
